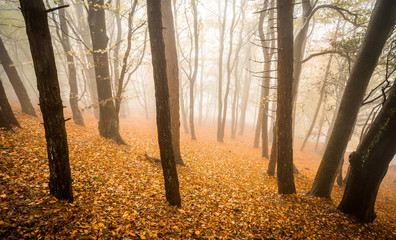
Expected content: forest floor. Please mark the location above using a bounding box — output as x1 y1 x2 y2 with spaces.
0 111 395 239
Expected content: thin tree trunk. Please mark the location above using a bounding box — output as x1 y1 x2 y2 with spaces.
189 0 198 140
300 54 333 151
216 0 228 142
308 0 396 198
238 47 252 136
147 0 181 207
0 36 36 117
20 0 73 202
59 0 84 126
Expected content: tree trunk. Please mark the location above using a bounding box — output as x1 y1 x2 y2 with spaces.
147 0 181 207
0 77 20 127
267 123 277 176
87 0 125 144
74 2 99 119
0 36 36 117
172 0 189 134
338 81 396 223
308 0 396 198
20 0 73 202
161 0 185 165
238 47 252 136
189 0 199 140
216 0 228 142
58 0 84 126
276 0 296 194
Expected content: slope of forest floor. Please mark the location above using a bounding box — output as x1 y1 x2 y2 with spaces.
0 111 395 239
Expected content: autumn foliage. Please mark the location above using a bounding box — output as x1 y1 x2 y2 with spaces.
0 111 395 239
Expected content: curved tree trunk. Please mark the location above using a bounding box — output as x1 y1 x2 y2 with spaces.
308 0 396 198
0 36 36 117
338 81 396 222
20 0 73 202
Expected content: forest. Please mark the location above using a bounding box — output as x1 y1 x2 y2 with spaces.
0 0 395 239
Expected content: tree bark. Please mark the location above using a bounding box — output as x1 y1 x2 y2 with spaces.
0 77 20 127
267 123 277 176
189 0 198 140
276 0 296 194
20 0 73 202
216 0 228 142
87 0 125 144
58 0 84 126
0 36 36 117
161 0 185 165
308 0 396 198
338 81 396 222
147 0 181 207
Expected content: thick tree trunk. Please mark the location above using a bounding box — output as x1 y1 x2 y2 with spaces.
20 0 73 202
147 0 181 207
58 0 84 126
308 0 396 198
161 0 185 165
338 81 396 223
276 0 296 194
87 0 125 144
0 77 20 127
0 36 36 117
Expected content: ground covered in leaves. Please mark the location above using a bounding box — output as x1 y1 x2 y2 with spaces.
0 111 395 239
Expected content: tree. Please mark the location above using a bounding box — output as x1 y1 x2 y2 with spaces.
20 0 73 202
58 0 84 126
161 0 185 165
338 81 396 222
216 0 228 142
307 0 396 198
146 0 181 207
0 36 36 117
87 0 125 144
276 0 296 194
0 77 20 128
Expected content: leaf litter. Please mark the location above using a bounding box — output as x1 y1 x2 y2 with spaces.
0 112 395 239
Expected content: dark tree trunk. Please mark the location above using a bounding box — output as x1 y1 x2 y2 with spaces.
0 109 12 131
0 78 20 127
87 0 125 144
267 123 277 176
308 0 396 198
161 0 185 165
338 81 396 223
276 0 296 194
20 0 73 202
58 0 84 126
147 0 181 207
0 36 36 117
